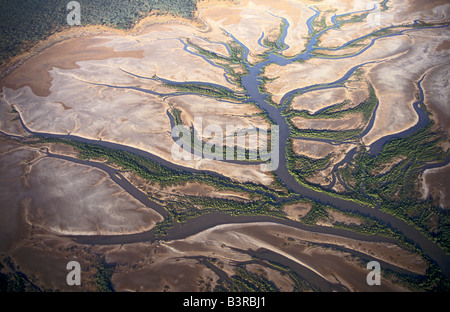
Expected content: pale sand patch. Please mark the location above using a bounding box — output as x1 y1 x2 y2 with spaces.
0 142 163 241
290 79 369 113
292 139 336 158
282 201 312 221
199 0 314 59
292 88 345 113
9 237 100 292
165 222 424 290
200 4 281 63
104 242 154 266
294 140 357 188
325 208 364 226
318 17 393 50
313 45 370 57
0 144 34 252
73 29 238 91
364 28 450 146
120 171 258 203
423 63 450 134
168 94 267 130
1 37 144 97
265 35 412 104
402 0 450 20
291 113 365 131
167 182 254 201
292 138 354 159
436 40 450 52
0 22 274 186
0 92 30 137
174 222 426 274
422 163 450 209
111 258 219 292
169 94 271 151
302 142 356 188
319 0 450 49
44 143 80 159
2 84 273 186
245 263 295 291
25 157 164 236
188 35 231 57
370 155 407 176
313 0 382 13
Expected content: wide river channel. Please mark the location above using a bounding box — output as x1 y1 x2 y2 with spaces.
7 5 450 285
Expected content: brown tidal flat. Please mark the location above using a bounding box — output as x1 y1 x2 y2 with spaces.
422 163 450 209
0 141 163 244
155 222 426 291
291 113 365 131
0 0 448 293
1 37 144 97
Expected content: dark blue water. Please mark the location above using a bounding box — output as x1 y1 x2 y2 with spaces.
9 5 450 278
222 8 450 278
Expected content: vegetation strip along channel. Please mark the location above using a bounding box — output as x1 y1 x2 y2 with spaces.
218 7 450 278
4 2 450 284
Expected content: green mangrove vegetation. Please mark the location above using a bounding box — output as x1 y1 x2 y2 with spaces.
33 136 287 196
163 81 245 101
260 19 289 54
95 260 115 292
283 198 416 250
168 106 275 162
0 0 199 69
30 137 292 232
214 262 317 292
286 83 378 142
342 122 450 253
184 36 250 89
283 76 449 254
381 260 450 291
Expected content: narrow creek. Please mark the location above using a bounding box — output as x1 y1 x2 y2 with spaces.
4 4 450 282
